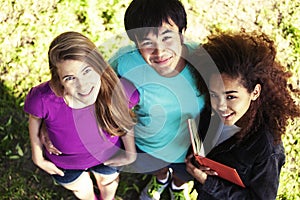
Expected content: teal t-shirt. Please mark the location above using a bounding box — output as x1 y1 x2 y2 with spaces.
109 43 205 163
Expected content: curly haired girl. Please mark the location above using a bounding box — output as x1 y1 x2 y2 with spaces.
186 31 300 199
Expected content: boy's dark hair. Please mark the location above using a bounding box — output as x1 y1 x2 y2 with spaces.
124 0 187 43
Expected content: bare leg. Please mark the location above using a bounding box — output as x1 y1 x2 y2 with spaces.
61 172 95 200
93 172 119 200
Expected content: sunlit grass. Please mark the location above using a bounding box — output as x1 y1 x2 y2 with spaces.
0 0 299 199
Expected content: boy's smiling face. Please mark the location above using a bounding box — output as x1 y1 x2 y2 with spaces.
136 19 185 77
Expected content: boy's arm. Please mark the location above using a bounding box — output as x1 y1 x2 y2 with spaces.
28 115 64 176
104 128 137 166
39 122 62 155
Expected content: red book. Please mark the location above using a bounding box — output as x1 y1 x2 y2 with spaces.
188 118 245 188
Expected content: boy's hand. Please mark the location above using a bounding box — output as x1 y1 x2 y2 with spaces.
39 122 62 155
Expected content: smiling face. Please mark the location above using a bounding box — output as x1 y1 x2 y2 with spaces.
57 59 101 109
209 73 261 126
136 20 185 77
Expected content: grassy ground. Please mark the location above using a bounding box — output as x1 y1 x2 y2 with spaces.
1 0 299 199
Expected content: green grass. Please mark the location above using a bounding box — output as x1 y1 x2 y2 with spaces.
1 0 299 199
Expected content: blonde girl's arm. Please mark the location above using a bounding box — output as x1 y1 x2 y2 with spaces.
28 114 64 176
121 128 137 163
104 128 137 166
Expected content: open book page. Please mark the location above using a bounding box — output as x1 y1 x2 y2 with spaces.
188 115 224 156
187 118 245 188
188 118 205 156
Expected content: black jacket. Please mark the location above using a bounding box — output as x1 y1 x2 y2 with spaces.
195 125 285 200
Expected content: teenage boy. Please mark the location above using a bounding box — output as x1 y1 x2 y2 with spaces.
109 0 207 199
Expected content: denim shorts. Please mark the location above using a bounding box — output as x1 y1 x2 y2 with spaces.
52 163 119 184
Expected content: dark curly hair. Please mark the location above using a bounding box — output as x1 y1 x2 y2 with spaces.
201 31 300 143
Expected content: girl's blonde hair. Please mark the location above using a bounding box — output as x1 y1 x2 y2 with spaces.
48 31 135 136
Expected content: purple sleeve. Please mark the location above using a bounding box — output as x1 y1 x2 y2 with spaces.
120 78 140 109
24 85 44 118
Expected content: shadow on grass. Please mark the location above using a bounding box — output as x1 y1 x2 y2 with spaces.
0 81 74 199
116 172 150 200
117 172 175 200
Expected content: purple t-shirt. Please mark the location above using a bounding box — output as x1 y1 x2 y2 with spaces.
24 79 139 170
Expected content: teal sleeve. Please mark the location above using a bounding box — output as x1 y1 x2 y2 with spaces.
108 55 118 74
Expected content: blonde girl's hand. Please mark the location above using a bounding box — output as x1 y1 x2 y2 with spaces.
28 115 63 176
104 151 137 167
33 157 64 176
185 154 217 184
39 122 62 155
104 128 137 166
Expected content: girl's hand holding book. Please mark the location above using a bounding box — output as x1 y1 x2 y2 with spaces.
185 154 217 184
